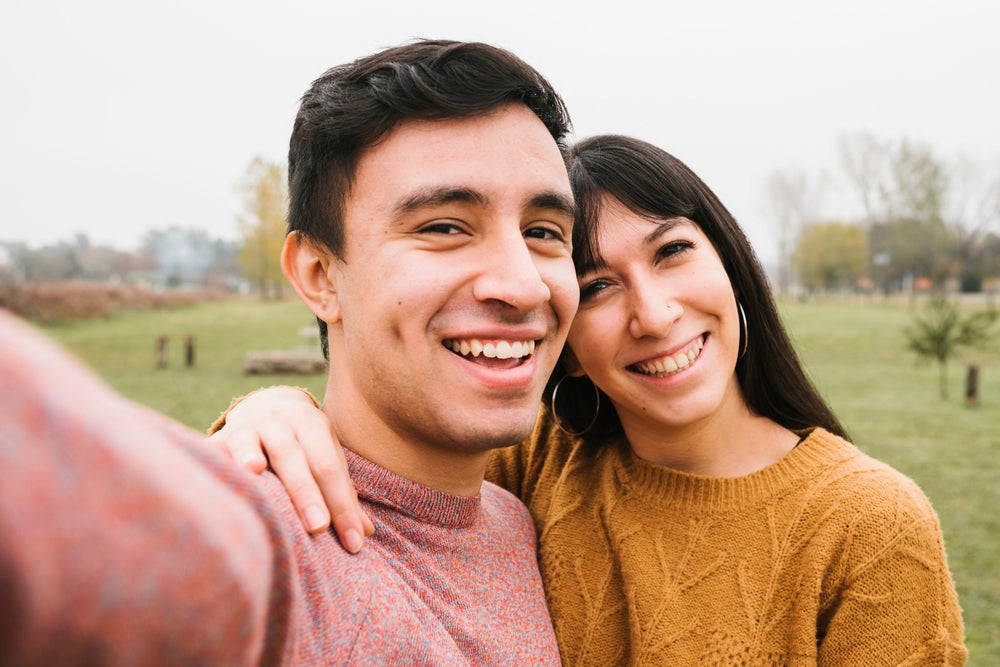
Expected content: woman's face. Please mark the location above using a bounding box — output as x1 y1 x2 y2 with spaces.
566 196 745 437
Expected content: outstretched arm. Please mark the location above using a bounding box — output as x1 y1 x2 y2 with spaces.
207 386 374 549
0 311 291 665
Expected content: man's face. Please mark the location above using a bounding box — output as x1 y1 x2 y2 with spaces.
327 103 578 458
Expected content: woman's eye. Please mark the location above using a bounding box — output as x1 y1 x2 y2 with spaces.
579 279 610 300
657 240 694 260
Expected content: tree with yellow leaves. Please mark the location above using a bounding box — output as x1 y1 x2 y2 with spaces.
237 156 288 298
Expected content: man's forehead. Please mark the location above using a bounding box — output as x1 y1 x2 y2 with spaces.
366 104 561 163
349 106 572 212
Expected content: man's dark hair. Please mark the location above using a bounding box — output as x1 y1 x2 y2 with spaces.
287 39 572 357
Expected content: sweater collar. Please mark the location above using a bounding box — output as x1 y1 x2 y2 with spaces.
612 428 858 512
344 448 481 528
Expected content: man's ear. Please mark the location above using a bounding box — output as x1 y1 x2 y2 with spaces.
281 231 342 324
560 347 586 378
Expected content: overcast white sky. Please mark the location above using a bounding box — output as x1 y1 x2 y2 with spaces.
2 0 998 266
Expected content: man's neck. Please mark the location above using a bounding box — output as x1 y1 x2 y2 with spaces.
321 398 489 498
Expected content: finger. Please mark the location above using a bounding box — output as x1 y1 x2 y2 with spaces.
296 417 375 539
256 420 332 535
205 429 268 473
306 439 370 552
291 416 371 551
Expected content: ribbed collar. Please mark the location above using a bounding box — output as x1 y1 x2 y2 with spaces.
344 448 482 529
611 428 858 513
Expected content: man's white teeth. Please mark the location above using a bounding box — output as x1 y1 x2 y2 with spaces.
447 339 535 359
636 336 704 376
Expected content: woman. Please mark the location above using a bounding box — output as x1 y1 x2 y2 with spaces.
212 135 966 664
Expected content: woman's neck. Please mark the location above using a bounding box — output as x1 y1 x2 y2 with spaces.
620 398 800 478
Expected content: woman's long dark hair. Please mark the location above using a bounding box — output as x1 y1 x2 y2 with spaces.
548 134 847 441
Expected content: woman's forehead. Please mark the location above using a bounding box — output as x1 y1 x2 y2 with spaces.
578 208 701 274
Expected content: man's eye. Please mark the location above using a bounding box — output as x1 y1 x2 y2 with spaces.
525 226 563 242
421 222 462 235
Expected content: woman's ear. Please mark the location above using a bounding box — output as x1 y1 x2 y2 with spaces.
560 347 586 378
281 231 342 324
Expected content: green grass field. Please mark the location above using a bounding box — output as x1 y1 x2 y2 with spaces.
35 295 999 663
39 298 329 430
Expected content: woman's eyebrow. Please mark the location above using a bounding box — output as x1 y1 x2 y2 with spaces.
644 218 688 245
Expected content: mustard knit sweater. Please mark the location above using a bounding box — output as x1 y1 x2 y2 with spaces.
487 410 967 666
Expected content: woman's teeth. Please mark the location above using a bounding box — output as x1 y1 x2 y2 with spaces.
445 339 536 360
635 336 705 377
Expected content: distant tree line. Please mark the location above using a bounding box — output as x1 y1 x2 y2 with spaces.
0 230 241 290
0 155 286 295
767 132 1000 296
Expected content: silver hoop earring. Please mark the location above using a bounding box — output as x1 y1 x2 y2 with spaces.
550 374 600 436
737 301 748 360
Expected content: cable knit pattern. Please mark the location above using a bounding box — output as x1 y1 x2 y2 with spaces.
487 406 967 666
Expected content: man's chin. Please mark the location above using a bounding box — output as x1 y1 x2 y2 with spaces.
451 415 539 452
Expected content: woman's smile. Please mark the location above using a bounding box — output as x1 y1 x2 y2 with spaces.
630 334 706 377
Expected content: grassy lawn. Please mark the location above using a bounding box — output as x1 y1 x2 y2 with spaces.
39 298 328 431
34 295 999 663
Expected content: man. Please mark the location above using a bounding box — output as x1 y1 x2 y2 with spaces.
0 39 578 664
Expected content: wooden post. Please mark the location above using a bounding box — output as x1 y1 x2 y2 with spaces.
966 364 980 407
156 336 169 368
185 335 196 367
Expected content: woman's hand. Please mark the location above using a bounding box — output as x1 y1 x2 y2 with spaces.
205 386 374 552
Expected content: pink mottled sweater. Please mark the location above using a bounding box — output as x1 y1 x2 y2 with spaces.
0 310 559 666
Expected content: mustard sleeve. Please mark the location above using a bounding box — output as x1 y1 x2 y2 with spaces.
206 386 320 435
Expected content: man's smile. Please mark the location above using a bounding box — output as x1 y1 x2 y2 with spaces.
444 338 537 359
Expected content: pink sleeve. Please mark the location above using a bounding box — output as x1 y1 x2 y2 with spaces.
0 311 295 665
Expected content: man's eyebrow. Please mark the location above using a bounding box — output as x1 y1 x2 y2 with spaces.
393 187 575 219
527 191 575 218
394 187 486 215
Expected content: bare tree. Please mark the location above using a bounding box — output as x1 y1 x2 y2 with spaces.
836 132 891 226
837 133 961 293
947 154 1000 242
838 133 949 225
764 167 829 293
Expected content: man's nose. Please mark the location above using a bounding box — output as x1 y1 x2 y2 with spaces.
471 231 550 310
